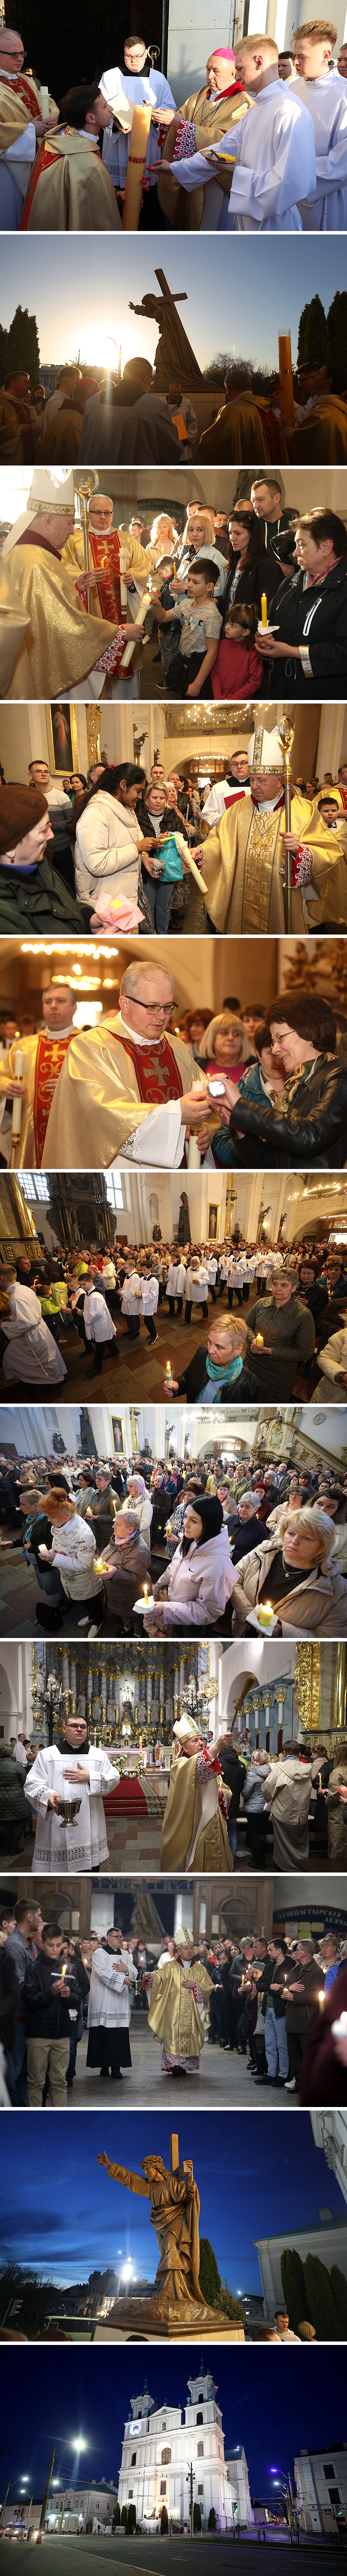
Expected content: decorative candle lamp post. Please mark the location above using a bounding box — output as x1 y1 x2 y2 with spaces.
276 1693 285 1754
252 1692 262 1751
31 1659 65 1748
263 1689 273 1754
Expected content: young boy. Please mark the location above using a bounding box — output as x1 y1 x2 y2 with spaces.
212 600 263 700
152 557 221 698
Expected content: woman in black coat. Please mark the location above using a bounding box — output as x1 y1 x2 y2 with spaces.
220 502 282 634
258 507 347 699
210 989 347 1173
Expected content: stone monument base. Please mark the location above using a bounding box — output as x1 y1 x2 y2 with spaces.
92 2296 245 2342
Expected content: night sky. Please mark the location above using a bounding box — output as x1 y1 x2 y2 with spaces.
0 2345 345 2508
1 2112 344 2296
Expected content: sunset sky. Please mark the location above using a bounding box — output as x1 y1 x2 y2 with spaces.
2 233 344 374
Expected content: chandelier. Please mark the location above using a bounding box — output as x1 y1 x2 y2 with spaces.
180 1671 219 1737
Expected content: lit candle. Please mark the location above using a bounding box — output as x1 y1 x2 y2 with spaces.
318 1990 325 2009
120 587 152 671
255 1332 264 1347
61 1964 67 1981
119 546 128 612
318 1773 322 1792
40 84 49 120
165 1361 172 1383
260 595 268 628
278 330 295 427
122 102 152 230
144 1585 148 1606
331 2012 347 2040
139 1733 142 1755
258 1602 274 1631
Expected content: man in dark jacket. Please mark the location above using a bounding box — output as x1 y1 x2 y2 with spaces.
284 1940 324 2093
102 1511 152 1630
23 1924 79 2105
230 1494 267 1561
213 1729 246 1862
244 1272 315 1399
255 1939 290 2090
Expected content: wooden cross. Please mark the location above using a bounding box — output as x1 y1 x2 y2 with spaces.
170 2132 179 2171
155 267 188 308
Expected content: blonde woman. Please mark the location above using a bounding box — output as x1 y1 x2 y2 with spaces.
149 514 179 564
230 1504 346 1640
199 1013 255 1084
176 510 226 602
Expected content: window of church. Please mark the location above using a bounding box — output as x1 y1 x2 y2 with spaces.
161 2452 171 2465
197 2445 204 2459
198 2487 204 2496
131 2456 137 2467
197 2413 203 2424
160 2484 166 2497
128 2492 133 2502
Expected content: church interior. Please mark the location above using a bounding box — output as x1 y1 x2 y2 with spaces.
0 1165 346 1404
0 930 343 1033
1 693 345 787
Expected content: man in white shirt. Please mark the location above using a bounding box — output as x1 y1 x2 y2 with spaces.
184 1259 209 1322
202 751 251 828
274 2305 301 2342
206 1251 218 1299
121 1265 142 1339
100 36 175 216
141 1272 159 1342
292 18 347 229
171 33 316 230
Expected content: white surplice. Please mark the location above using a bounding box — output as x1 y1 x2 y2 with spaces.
1 1283 67 1385
88 1945 136 2031
25 1743 118 1872
294 69 347 230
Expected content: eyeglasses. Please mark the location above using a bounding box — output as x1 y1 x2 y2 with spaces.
126 998 173 1016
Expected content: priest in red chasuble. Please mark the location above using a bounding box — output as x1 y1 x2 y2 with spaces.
43 963 211 1172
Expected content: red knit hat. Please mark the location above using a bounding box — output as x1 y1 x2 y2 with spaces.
0 784 48 859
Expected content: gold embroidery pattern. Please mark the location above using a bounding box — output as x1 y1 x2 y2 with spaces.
242 809 280 934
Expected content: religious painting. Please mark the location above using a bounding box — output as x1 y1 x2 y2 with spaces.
208 1202 220 1243
110 1413 125 1455
47 702 79 776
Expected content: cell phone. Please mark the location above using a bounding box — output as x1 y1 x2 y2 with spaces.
208 1077 226 1098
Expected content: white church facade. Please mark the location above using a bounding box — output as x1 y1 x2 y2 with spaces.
117 2369 253 2533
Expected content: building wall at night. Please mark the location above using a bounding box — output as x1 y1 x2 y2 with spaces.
117 2370 252 2530
254 2219 347 2316
310 2113 347 2213
294 2447 347 2535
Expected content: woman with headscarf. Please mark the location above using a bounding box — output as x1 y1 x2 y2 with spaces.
86 1926 136 2083
124 1473 153 1553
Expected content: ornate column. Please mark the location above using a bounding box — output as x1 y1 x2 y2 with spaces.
62 1653 69 1694
70 1661 76 1714
252 1693 261 1749
276 1693 285 1754
174 1664 179 1725
87 1666 93 1731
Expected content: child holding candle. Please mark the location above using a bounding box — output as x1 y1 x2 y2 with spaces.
153 561 221 700
211 602 263 700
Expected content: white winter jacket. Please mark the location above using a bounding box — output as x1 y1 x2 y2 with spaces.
74 793 141 909
155 1526 238 1628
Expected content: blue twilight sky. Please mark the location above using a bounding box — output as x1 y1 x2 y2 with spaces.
1 234 345 374
0 2112 344 2293
0 2344 346 2507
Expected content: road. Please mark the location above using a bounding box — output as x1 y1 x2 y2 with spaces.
0 2538 342 2573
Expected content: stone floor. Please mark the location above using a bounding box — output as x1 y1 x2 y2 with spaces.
0 1287 226 1409
45 2017 298 2111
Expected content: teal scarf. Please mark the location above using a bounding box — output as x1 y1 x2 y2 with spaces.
200 1351 244 1404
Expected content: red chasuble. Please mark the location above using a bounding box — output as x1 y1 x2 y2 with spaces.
115 1033 185 1106
9 70 42 116
88 530 123 624
33 1033 72 1164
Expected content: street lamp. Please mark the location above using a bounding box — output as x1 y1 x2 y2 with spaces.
38 2439 87 2542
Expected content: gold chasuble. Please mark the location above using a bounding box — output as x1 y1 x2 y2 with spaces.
200 395 272 467
21 129 121 230
158 80 250 227
0 540 121 700
289 396 347 466
42 1017 194 1170
203 791 324 935
0 75 30 149
148 1955 213 2065
160 1747 232 1874
0 1032 73 1169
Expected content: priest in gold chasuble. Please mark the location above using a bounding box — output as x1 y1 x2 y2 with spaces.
147 1927 213 2075
202 723 344 935
160 1717 232 1874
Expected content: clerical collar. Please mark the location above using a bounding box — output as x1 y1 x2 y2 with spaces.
42 1021 75 1040
251 788 285 813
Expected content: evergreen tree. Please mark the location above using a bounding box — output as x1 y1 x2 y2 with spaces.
280 2247 308 2335
121 2506 127 2527
198 2237 222 2306
297 296 330 369
0 304 40 386
126 2505 137 2534
327 292 347 375
303 2254 341 2340
193 2503 202 2531
112 2504 120 2530
219 2281 245 2324
328 2264 347 2336
208 2509 216 2531
160 2507 169 2534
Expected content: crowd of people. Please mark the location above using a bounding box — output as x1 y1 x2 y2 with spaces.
2 485 347 710
1 1434 347 1659
2 23 347 250
1 1210 347 1407
1 1895 346 2110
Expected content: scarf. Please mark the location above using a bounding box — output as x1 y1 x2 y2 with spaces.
200 1352 244 1403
